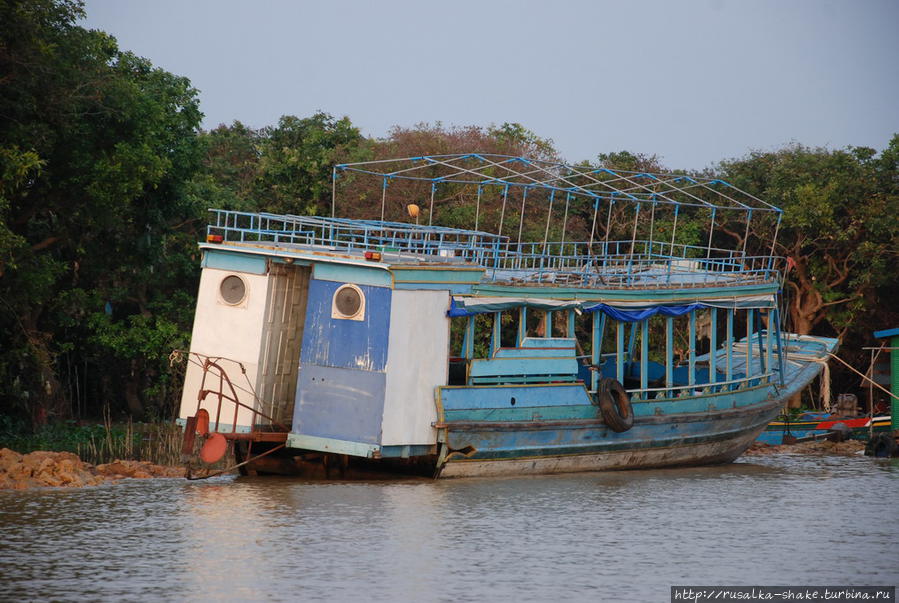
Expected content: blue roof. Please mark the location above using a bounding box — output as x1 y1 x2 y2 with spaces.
873 327 899 339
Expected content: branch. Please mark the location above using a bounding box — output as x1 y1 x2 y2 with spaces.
819 293 861 309
31 236 61 252
717 223 745 248
824 253 852 289
169 217 199 230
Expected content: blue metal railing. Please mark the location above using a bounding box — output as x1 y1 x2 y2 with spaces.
205 209 783 290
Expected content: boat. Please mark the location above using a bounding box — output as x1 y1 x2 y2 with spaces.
176 153 835 478
756 412 891 445
755 326 899 446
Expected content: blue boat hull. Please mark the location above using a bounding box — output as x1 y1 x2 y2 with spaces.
436 383 781 478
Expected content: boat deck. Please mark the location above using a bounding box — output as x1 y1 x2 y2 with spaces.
207 210 783 290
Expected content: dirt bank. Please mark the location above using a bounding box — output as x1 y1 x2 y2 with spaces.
744 439 867 456
0 448 185 490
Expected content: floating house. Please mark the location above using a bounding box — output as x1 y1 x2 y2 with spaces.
178 154 834 477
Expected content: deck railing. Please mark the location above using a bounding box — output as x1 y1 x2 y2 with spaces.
624 372 775 401
206 209 783 289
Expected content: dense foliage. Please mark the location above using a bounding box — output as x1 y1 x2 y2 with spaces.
1 0 205 424
1 0 895 428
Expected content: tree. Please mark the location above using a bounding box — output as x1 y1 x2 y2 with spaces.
255 113 365 215
718 139 899 339
0 0 205 422
192 121 264 211
334 122 559 228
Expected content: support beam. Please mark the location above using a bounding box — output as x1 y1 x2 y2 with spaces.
491 311 502 357
689 310 696 387
640 320 649 398
710 309 718 390
518 306 528 345
464 315 475 359
666 316 674 397
765 312 773 382
628 322 638 361
746 309 754 378
616 321 625 384
592 312 604 393
726 309 734 382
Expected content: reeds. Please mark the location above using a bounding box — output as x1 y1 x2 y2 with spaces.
0 414 184 467
75 419 184 466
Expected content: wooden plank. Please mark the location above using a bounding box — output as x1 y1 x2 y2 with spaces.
494 347 576 359
470 375 578 385
521 337 576 348
469 356 579 378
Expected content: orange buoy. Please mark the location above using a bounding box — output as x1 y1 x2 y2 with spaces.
199 432 227 464
195 408 210 436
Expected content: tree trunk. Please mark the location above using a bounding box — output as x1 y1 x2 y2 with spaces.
786 260 822 335
27 333 67 427
124 360 144 417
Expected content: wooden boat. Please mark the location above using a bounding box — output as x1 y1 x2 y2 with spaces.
757 412 891 445
176 154 833 478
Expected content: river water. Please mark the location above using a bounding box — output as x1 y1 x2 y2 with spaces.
1 453 897 602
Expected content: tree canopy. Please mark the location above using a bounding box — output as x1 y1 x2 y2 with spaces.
718 139 899 338
1 0 204 422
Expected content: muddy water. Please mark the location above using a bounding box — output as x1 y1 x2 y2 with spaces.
1 454 897 602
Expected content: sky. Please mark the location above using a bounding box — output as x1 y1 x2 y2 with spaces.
80 0 899 170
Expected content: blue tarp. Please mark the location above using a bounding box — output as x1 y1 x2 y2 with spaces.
447 297 472 317
447 296 773 319
582 302 707 323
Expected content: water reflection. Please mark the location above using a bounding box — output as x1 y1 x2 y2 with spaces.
1 454 896 602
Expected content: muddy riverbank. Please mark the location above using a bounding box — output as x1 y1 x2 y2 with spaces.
0 448 184 489
1 439 871 490
744 439 867 456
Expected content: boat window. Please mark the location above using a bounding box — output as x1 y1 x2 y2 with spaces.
526 309 545 337
575 311 593 358
448 314 493 359
449 316 467 357
331 284 365 320
219 275 247 305
497 311 517 348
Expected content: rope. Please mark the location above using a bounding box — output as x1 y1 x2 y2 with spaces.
819 358 831 412
731 340 899 410
186 443 287 481
730 341 833 410
825 351 899 402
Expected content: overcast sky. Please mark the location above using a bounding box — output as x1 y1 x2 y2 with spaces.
81 0 899 170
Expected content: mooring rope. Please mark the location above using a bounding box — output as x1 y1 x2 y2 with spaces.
185 443 287 481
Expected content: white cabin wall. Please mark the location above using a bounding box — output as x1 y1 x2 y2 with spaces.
179 267 271 429
381 290 449 446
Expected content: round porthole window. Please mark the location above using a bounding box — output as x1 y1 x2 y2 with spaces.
332 284 365 320
220 275 247 305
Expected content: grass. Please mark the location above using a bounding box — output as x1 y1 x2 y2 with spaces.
0 413 184 467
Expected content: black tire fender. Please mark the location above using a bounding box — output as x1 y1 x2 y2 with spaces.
593 377 634 433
